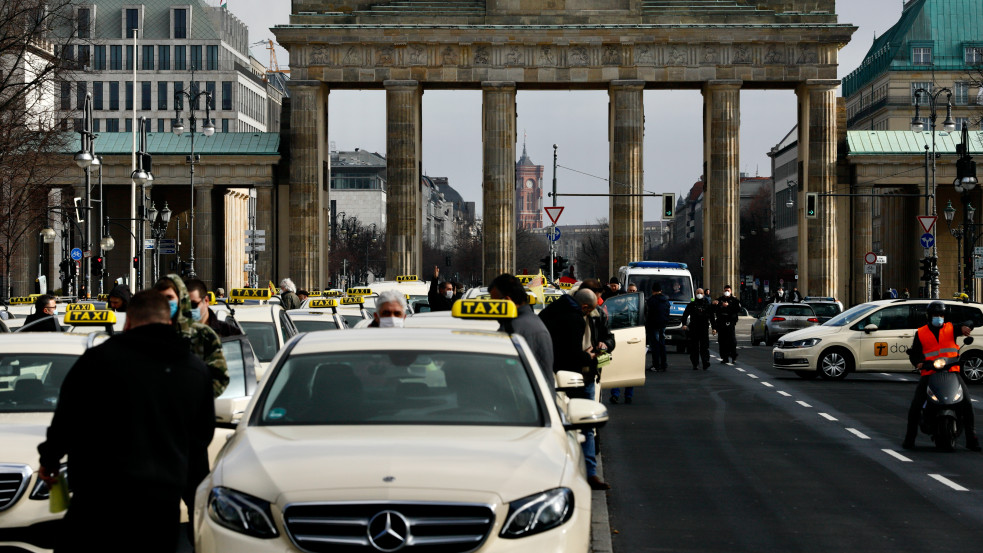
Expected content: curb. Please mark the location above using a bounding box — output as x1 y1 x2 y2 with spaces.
590 455 613 553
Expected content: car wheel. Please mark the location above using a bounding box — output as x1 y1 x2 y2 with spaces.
961 351 983 384
795 370 820 380
764 330 774 347
751 328 761 347
818 348 852 381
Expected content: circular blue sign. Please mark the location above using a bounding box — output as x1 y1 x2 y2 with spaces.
920 233 935 249
546 228 561 242
70 248 83 261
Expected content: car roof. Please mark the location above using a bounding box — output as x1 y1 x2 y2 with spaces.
230 304 281 322
0 332 100 354
289 327 516 356
402 311 500 331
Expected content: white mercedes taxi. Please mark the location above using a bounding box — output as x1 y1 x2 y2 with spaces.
194 299 608 553
228 289 300 380
772 299 983 382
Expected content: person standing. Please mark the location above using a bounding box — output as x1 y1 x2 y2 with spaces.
489 273 554 392
790 287 802 303
601 277 623 301
21 295 59 332
368 290 409 327
714 284 742 365
682 287 715 370
279 278 301 310
645 283 670 372
185 279 243 337
107 284 131 312
38 291 215 553
428 266 455 312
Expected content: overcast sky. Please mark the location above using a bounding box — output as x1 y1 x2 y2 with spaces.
231 0 903 226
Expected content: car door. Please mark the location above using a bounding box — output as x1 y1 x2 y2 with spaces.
855 304 918 372
214 335 259 426
599 292 646 389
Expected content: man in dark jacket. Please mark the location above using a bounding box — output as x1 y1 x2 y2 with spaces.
489 273 554 392
107 284 131 312
645 283 671 372
21 294 60 332
428 266 455 311
185 278 243 337
713 284 742 365
600 277 623 301
38 291 215 553
682 287 715 370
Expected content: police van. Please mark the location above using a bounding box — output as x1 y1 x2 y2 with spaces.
618 261 695 351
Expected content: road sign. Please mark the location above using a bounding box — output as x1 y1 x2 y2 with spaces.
245 245 266 253
544 206 565 225
864 264 877 275
158 238 176 247
83 250 92 258
546 227 561 242
245 229 266 237
876 255 887 264
159 248 176 255
245 237 266 245
70 248 82 261
244 263 254 271
917 216 937 234
920 233 935 248
864 251 877 264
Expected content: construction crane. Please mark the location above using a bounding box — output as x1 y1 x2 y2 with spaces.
251 39 289 81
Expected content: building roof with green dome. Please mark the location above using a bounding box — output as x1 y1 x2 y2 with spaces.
843 0 983 97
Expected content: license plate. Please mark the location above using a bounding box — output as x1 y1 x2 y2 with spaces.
774 351 784 360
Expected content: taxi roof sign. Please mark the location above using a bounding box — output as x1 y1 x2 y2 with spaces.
307 290 323 297
396 275 419 283
323 290 344 297
526 292 538 305
544 295 561 305
516 274 535 285
207 291 216 304
97 294 109 301
65 310 117 325
346 287 373 296
340 296 365 305
8 296 34 305
557 282 574 290
230 288 272 300
66 303 95 311
452 299 517 319
308 298 339 309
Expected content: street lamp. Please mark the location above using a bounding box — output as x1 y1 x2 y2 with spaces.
75 93 97 298
943 124 980 299
173 68 214 278
146 201 172 282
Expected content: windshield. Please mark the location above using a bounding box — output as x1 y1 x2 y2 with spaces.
294 320 340 333
775 305 816 317
627 275 693 302
808 303 842 318
0 354 78 412
257 350 542 426
824 303 877 327
239 321 279 363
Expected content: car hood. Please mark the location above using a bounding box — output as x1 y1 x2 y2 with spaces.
779 324 844 343
0 412 53 467
214 425 575 504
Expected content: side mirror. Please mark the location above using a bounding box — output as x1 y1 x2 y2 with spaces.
864 324 878 333
563 398 609 431
555 370 584 392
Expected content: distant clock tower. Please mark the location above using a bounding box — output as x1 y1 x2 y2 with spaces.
515 138 544 229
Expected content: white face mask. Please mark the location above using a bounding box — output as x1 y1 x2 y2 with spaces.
379 316 404 328
696 294 704 300
724 291 731 297
444 290 454 299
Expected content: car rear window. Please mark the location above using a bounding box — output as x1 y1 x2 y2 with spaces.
776 306 815 317
807 303 841 318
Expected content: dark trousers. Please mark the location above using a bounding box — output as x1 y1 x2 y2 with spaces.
906 373 977 442
57 491 180 553
649 327 667 369
717 322 737 361
689 328 711 368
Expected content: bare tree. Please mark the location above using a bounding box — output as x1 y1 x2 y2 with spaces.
577 219 610 281
515 224 548 274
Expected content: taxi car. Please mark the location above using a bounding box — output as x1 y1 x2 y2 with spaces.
772 298 983 382
803 296 844 324
194 299 609 553
232 304 298 379
287 299 349 333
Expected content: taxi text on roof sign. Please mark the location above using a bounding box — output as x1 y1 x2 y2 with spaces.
230 288 272 300
97 294 109 301
544 295 560 304
516 274 535 285
396 275 419 282
558 282 574 290
452 299 517 319
8 296 34 305
346 287 373 296
323 290 343 297
526 292 538 305
66 303 95 311
340 297 364 305
307 290 323 297
64 310 116 325
308 299 339 309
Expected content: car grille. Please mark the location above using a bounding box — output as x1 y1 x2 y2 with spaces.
283 502 495 553
0 464 32 512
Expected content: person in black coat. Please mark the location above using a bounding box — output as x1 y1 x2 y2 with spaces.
38 291 215 553
682 287 715 370
489 273 554 393
713 284 742 365
21 294 60 332
645 283 671 371
428 266 455 312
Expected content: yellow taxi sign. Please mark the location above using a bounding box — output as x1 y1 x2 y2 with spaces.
64 310 117 325
452 299 517 319
66 303 95 311
557 282 574 290
516 274 535 286
308 298 339 309
230 288 271 301
526 292 538 305
97 294 109 301
307 290 323 297
207 291 216 304
323 290 343 297
544 295 561 305
340 297 364 306
347 287 373 296
396 275 419 282
8 296 34 305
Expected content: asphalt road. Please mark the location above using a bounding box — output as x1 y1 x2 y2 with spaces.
601 319 983 553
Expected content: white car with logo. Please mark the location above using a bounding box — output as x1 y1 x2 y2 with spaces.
773 299 983 382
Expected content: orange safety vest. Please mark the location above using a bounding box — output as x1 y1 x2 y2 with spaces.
917 322 960 376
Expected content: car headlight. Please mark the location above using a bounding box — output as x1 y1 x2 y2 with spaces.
207 487 278 538
500 488 573 539
783 338 822 349
30 465 68 500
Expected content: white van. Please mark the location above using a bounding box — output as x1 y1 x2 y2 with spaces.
618 261 695 352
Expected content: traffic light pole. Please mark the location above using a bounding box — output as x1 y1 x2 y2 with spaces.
551 145 557 283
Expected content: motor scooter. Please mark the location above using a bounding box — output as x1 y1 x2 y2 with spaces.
920 337 973 451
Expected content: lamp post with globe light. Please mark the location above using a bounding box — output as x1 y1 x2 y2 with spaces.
942 124 980 299
72 93 99 298
172 71 215 278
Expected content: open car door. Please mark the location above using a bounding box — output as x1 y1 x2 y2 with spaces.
214 335 259 426
599 292 646 390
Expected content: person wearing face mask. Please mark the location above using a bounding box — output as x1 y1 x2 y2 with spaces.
369 290 409 328
713 285 742 365
681 288 716 371
903 301 980 451
428 266 456 312
184 279 242 337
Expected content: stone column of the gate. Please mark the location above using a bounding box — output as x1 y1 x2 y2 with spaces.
852 185 873 305
799 80 840 297
482 81 517 284
385 80 422 279
702 80 741 294
286 80 326 288
255 184 274 286
193 183 214 286
608 80 644 278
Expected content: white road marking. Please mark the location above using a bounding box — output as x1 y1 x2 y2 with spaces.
819 413 838 421
748 374 759 379
973 399 979 403
735 367 746 372
778 391 792 397
761 382 774 388
846 428 871 440
929 474 969 491
879 373 891 376
882 449 913 462
796 401 812 408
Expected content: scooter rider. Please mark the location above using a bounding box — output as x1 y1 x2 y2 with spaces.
904 300 981 451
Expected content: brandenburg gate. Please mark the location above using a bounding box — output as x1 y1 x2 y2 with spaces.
273 0 855 293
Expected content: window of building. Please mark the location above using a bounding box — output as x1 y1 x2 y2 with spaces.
110 45 122 70
207 45 218 70
158 45 170 70
158 82 168 110
222 118 229 133
73 118 83 132
125 117 132 132
191 45 202 71
141 81 151 111
912 82 933 105
77 45 90 67
142 45 154 70
125 8 139 38
175 46 186 70
966 46 983 65
77 8 91 39
94 45 106 70
955 117 973 132
125 45 134 70
158 119 165 132
912 47 933 65
222 81 232 110
93 118 100 132
109 82 119 110
955 82 970 105
174 81 184 109
206 81 216 109
125 81 132 110
59 45 74 63
60 81 70 110
106 118 119 132
93 82 103 110
76 82 86 110
174 8 187 39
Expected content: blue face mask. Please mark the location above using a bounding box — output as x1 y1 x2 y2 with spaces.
168 299 178 318
931 316 944 327
190 307 202 322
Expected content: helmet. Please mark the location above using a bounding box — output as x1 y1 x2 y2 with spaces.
926 300 946 316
